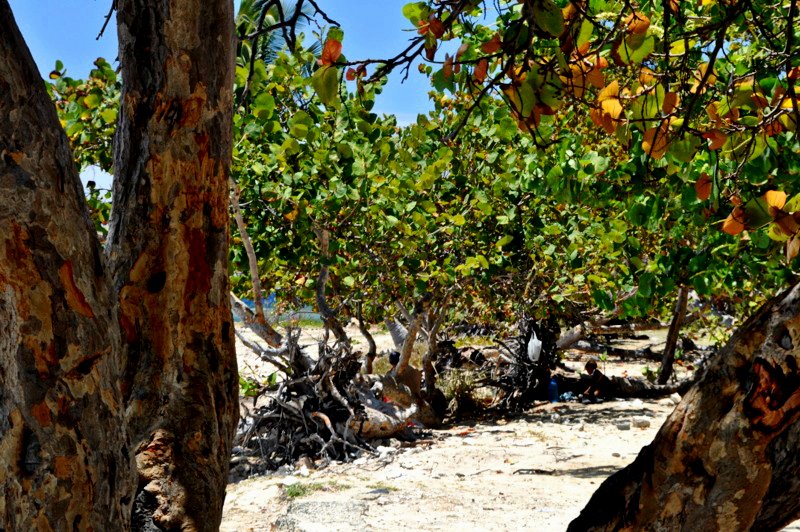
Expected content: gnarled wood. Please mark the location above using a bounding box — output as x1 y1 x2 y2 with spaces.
570 284 800 531
0 2 134 527
107 0 238 528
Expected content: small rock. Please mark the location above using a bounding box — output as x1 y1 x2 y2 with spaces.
670 393 682 405
295 456 314 471
612 452 621 457
551 413 560 422
376 445 397 457
632 417 651 429
353 457 368 466
631 399 644 407
298 465 310 477
578 423 586 432
616 422 631 431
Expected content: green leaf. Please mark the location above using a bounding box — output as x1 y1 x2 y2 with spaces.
83 93 101 109
620 34 655 65
577 19 593 49
253 92 275 120
533 0 565 37
100 108 117 125
312 66 339 107
402 2 429 24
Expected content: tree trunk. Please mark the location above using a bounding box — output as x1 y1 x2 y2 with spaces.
356 301 377 373
569 283 800 531
0 3 135 528
230 178 282 346
313 228 349 349
657 285 689 385
107 0 238 529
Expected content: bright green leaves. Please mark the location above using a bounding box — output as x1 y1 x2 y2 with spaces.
253 92 275 120
288 110 314 139
311 66 340 107
402 2 431 25
48 57 119 173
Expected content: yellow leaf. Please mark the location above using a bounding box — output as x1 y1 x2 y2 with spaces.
601 98 623 119
598 80 619 101
764 190 787 210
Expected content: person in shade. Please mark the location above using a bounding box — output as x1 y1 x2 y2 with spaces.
581 359 611 403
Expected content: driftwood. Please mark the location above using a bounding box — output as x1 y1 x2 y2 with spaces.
554 370 696 398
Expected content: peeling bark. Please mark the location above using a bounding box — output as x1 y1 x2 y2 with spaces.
570 284 800 531
0 2 134 527
107 0 238 528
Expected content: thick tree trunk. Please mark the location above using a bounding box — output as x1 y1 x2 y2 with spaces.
569 283 800 531
107 1 238 529
0 2 134 528
657 285 688 385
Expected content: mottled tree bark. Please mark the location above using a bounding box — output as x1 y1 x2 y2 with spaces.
570 283 800 531
107 0 238 529
0 1 134 528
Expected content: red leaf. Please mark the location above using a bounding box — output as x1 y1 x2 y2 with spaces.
695 173 712 201
481 33 502 54
318 39 342 66
474 59 489 83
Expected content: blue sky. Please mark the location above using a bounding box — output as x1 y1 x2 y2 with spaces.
8 0 436 121
7 1 440 189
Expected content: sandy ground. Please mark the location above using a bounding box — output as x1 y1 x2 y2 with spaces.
225 324 800 531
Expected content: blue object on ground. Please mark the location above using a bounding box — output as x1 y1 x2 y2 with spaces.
548 378 559 403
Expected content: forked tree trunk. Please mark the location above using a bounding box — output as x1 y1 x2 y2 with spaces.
107 0 237 529
0 4 134 528
569 283 800 531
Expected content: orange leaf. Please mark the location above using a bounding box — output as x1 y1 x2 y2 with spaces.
788 235 800 262
346 68 357 81
443 54 454 79
598 80 620 101
586 67 604 89
722 207 746 235
642 124 670 159
695 173 712 201
318 39 342 66
474 59 489 83
626 12 651 34
482 33 502 54
751 93 769 109
662 92 678 114
789 67 800 80
764 190 787 210
703 129 727 150
456 42 469 61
